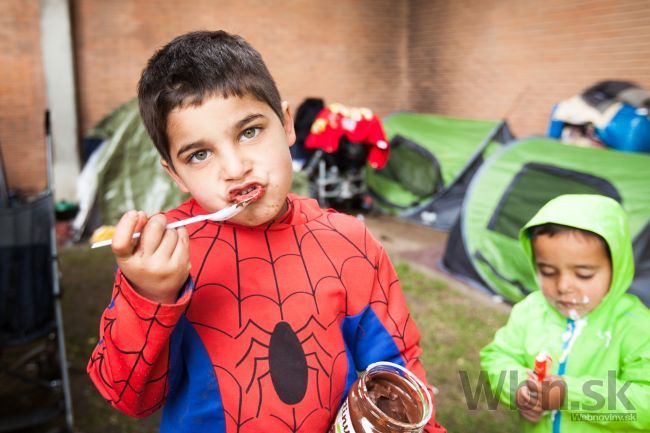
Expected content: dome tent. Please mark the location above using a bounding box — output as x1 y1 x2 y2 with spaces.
442 137 650 306
366 112 513 230
73 99 188 237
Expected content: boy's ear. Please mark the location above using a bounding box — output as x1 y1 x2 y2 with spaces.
281 101 296 148
161 159 190 194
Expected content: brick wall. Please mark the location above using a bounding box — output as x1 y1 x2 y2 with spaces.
0 0 47 194
72 0 409 135
3 0 650 192
408 0 650 136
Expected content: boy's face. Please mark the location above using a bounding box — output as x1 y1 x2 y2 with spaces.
532 230 612 319
162 94 295 227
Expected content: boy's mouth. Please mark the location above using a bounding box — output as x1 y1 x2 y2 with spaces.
229 183 265 205
558 301 578 309
557 296 589 310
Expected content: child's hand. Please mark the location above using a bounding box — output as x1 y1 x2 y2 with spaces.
526 371 566 411
112 210 190 304
516 380 543 423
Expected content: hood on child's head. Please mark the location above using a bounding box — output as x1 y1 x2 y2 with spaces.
519 194 634 315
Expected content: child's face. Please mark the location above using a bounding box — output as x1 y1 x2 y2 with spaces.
532 231 612 319
162 94 295 226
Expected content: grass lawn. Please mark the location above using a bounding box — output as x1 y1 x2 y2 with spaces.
394 263 519 432
60 245 160 433
58 245 520 432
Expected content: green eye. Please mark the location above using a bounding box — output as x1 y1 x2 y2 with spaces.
241 127 260 140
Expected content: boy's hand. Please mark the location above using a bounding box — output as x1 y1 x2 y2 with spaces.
112 210 190 304
516 380 543 423
526 371 566 411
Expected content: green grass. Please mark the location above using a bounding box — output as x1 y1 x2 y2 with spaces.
395 262 520 432
60 245 160 433
58 246 519 432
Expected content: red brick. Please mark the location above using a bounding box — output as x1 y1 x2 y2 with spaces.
3 0 650 194
0 0 47 194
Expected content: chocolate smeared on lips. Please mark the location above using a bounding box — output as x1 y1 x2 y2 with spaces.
230 183 265 205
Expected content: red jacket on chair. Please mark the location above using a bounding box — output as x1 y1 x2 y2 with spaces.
305 104 390 169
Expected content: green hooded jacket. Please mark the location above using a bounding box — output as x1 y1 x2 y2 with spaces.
480 194 650 432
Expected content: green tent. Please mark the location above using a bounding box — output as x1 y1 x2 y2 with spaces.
443 137 650 306
366 112 512 229
72 100 188 237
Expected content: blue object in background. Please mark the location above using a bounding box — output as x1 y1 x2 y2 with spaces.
596 103 650 153
547 102 650 153
546 104 564 139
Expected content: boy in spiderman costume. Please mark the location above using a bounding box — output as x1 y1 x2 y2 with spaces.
87 30 445 433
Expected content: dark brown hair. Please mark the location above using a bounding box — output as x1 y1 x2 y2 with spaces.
138 30 283 167
530 223 611 260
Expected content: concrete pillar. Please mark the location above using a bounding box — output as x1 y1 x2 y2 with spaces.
39 0 79 201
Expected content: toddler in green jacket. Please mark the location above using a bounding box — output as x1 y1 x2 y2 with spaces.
480 194 650 433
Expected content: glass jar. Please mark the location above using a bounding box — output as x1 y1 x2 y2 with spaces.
330 361 432 433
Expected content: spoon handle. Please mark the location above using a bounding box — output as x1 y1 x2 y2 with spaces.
91 202 245 249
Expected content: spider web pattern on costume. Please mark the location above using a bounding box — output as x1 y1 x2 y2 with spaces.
88 272 179 417
89 196 424 433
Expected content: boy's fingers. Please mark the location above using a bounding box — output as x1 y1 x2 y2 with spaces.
112 211 139 258
129 211 149 250
519 385 532 403
521 408 541 423
518 385 540 411
171 227 190 266
526 378 540 394
156 228 178 258
141 214 167 255
133 211 148 237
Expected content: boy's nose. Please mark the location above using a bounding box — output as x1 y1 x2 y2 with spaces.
220 149 250 180
557 275 573 294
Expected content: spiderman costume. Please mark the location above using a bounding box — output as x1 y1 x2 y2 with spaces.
88 194 445 433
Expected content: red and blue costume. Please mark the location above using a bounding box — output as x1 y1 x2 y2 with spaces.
88 195 445 433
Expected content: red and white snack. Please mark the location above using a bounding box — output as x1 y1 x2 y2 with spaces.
534 351 552 381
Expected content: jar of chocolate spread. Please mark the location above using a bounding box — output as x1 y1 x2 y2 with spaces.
330 361 432 433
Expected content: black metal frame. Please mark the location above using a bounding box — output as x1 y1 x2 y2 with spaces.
0 111 74 432
303 137 372 209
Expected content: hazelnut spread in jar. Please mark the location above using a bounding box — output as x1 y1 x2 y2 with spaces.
330 362 432 433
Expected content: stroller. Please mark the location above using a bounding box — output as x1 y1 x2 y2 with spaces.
0 113 74 432
292 99 390 210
